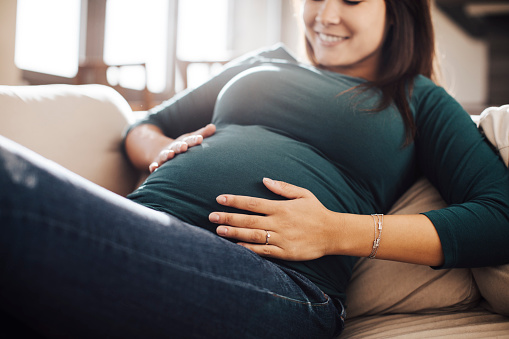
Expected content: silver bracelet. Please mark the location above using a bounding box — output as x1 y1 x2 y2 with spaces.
368 214 383 259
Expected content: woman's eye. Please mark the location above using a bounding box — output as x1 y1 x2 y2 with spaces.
344 0 362 5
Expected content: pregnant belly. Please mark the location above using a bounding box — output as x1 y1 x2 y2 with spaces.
128 125 353 232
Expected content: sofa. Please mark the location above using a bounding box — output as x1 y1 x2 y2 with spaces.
1 84 508 338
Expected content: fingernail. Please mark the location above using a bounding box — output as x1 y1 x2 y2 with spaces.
217 226 228 236
149 162 158 172
217 196 227 204
164 150 174 159
263 177 274 185
209 213 220 222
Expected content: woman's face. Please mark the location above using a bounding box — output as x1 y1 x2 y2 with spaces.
303 0 388 80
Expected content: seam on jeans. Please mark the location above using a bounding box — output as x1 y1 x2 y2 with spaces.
3 209 276 295
269 291 331 308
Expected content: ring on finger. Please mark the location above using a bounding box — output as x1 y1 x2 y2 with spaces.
265 230 271 245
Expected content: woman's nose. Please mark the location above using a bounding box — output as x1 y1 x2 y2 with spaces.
315 0 341 26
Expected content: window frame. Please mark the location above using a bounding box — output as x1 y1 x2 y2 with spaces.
18 0 179 109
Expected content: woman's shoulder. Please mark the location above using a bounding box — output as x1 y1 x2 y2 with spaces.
411 75 457 109
223 43 299 69
412 75 443 95
411 75 471 126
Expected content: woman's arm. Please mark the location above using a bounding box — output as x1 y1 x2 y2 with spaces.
414 86 509 268
209 178 444 266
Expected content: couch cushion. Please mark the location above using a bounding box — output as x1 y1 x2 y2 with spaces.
345 177 481 318
0 84 139 196
472 265 509 316
341 310 509 338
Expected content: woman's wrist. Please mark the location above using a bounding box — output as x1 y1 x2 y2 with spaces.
126 123 217 173
125 124 174 171
333 213 375 258
330 213 444 265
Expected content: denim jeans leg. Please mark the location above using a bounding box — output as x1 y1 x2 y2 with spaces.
0 136 344 339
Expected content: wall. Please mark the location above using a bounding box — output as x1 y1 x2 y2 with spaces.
280 0 305 59
0 0 22 85
230 0 302 57
432 4 488 113
231 0 286 54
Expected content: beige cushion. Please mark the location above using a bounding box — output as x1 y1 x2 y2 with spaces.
0 84 139 196
472 265 509 316
342 310 509 338
346 178 481 318
471 104 509 316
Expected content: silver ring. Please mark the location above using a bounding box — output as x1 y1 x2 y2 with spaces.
265 230 271 245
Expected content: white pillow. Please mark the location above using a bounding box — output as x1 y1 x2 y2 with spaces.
478 104 509 166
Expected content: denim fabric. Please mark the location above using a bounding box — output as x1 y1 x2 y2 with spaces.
0 135 344 339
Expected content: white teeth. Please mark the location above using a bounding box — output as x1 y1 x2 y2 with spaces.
318 33 346 42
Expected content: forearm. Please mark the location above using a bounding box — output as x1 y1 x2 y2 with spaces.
124 124 173 172
333 213 444 266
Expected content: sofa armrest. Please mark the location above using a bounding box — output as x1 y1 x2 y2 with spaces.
0 84 139 196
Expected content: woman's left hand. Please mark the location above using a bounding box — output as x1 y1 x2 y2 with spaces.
209 178 342 261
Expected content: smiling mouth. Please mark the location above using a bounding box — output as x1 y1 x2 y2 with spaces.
317 32 348 43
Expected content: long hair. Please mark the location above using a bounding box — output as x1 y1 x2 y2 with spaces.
303 0 440 145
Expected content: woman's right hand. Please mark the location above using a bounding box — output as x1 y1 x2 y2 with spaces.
149 123 216 173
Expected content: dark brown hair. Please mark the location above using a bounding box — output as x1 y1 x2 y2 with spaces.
304 0 440 145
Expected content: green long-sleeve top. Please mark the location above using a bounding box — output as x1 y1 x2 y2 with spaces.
126 44 509 303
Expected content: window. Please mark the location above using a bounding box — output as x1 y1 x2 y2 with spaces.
177 0 230 61
15 0 81 78
104 0 171 93
14 0 282 108
176 0 232 89
15 0 180 109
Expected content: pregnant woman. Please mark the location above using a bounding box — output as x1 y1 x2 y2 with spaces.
2 0 509 338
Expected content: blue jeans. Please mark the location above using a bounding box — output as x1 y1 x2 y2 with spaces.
0 136 345 339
